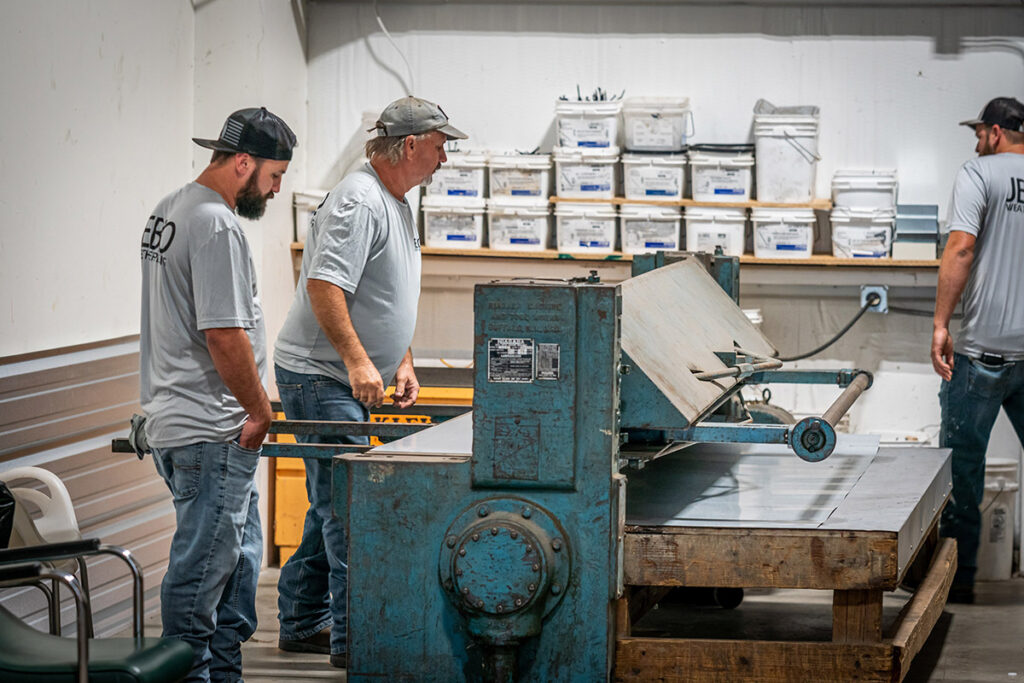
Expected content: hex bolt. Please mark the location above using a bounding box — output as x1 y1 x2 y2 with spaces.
526 545 534 553
510 530 519 540
444 579 453 590
476 600 484 609
491 527 499 536
477 506 489 517
528 583 536 592
552 539 562 552
455 568 463 577
462 587 470 595
532 563 539 572
446 536 456 548
514 598 523 607
472 533 480 542
551 584 562 595
521 507 532 519
459 548 466 557
496 604 505 613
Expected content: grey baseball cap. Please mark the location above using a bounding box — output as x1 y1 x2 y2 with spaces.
368 96 467 140
959 97 1024 132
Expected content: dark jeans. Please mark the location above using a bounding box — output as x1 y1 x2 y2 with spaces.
274 365 368 656
939 352 1024 587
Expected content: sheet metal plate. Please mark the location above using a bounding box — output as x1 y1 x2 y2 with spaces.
365 412 473 458
620 257 778 423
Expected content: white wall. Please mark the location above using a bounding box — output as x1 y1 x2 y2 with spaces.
0 1 194 357
305 2 1024 214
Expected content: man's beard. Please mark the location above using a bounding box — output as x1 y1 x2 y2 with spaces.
236 171 270 219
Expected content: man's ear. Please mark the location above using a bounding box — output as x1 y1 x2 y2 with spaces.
235 152 252 177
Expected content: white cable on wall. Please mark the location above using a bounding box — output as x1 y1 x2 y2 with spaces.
373 0 415 96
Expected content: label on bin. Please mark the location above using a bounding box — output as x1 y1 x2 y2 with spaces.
492 168 544 197
627 166 682 198
488 338 535 383
428 169 482 198
558 118 614 148
560 164 614 195
629 118 680 149
693 169 749 199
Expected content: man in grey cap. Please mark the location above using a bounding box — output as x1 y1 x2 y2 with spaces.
273 96 466 667
140 106 296 681
932 96 1024 604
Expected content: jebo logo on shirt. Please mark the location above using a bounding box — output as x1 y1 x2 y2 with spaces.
141 215 176 265
1006 177 1024 213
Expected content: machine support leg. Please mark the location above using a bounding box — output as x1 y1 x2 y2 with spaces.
482 644 518 683
832 589 883 643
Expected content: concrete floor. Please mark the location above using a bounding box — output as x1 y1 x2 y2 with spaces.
140 568 1024 681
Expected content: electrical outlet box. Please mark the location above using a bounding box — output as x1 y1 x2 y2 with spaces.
861 285 888 313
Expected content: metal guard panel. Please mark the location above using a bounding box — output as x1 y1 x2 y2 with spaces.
620 257 777 425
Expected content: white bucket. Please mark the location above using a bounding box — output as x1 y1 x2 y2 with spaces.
555 100 622 149
622 153 687 201
977 458 1020 581
421 198 486 249
619 204 682 254
685 206 746 257
487 153 551 202
555 202 617 253
689 145 755 202
831 207 895 258
423 151 487 201
487 200 550 251
754 115 820 203
553 147 620 200
751 207 815 258
293 189 328 242
622 97 692 152
832 169 899 210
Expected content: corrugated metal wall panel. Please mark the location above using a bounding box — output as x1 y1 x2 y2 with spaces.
0 336 174 637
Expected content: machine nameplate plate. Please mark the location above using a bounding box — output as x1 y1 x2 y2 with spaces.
488 338 535 383
537 343 560 381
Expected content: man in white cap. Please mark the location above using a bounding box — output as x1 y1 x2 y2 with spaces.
273 96 466 666
140 106 296 681
932 96 1024 604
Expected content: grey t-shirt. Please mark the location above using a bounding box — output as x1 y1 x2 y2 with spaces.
274 163 421 386
947 152 1024 360
140 182 267 448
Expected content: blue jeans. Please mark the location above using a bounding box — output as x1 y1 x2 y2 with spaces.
939 352 1024 587
153 440 262 683
274 365 368 656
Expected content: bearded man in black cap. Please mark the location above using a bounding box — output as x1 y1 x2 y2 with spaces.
139 106 296 682
932 96 1024 604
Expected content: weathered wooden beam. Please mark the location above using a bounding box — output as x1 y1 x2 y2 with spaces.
832 589 883 643
890 538 957 681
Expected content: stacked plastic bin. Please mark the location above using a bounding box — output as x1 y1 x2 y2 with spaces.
830 170 898 258
487 152 552 251
421 151 488 249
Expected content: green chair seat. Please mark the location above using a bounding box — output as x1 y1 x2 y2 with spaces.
0 605 193 682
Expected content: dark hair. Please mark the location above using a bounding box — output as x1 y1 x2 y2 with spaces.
211 150 234 165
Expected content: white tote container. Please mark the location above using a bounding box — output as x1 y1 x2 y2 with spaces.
622 97 692 152
977 458 1020 581
689 145 755 202
832 169 899 209
754 114 820 203
487 153 551 202
553 147 620 200
751 207 815 258
555 202 617 253
622 153 687 200
421 197 486 249
487 200 551 251
293 189 328 242
555 100 622 149
685 207 746 257
423 151 487 201
830 207 895 258
619 204 682 254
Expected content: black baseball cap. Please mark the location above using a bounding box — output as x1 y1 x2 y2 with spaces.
959 97 1024 133
193 107 297 161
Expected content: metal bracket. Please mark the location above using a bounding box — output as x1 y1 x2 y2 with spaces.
861 285 888 313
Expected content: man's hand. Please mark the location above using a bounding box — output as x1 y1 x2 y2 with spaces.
931 326 955 382
392 355 420 409
238 400 273 450
349 360 385 408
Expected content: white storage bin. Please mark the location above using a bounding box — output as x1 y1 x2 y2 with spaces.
488 153 551 201
689 145 755 202
620 204 682 254
553 147 620 200
293 189 329 242
622 153 687 200
622 97 692 152
422 198 486 249
977 459 1019 582
423 151 487 201
830 207 895 258
487 200 550 251
555 202 617 254
751 207 815 259
753 101 820 203
685 207 746 257
831 170 899 210
555 100 622 149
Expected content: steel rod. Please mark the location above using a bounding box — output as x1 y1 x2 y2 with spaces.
821 372 871 427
